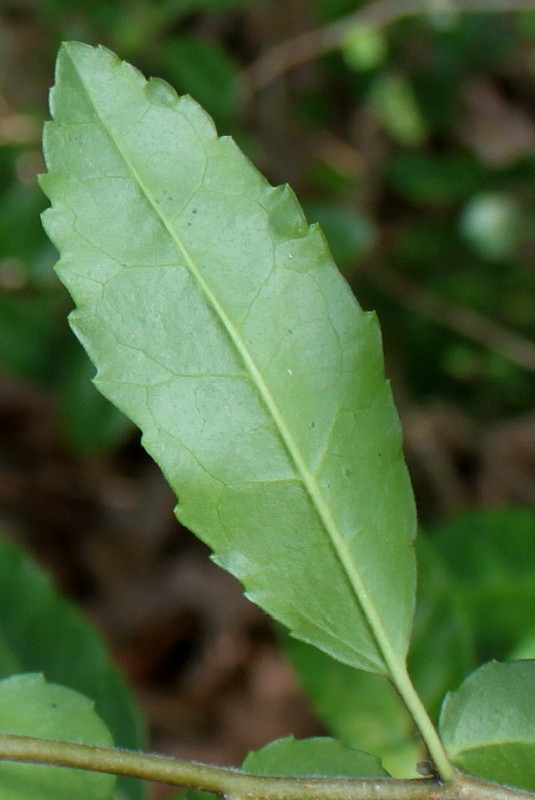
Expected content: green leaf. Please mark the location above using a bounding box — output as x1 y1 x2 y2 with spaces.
439 660 535 791
160 36 241 131
282 639 414 776
408 537 475 719
283 537 475 777
41 42 417 678
510 628 535 660
177 736 388 800
431 507 535 660
0 673 115 800
242 736 388 778
0 534 146 800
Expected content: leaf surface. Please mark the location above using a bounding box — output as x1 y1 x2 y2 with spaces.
0 673 115 800
431 507 535 660
283 537 475 777
242 736 388 778
439 660 535 791
41 42 416 676
177 737 387 800
282 637 412 774
0 533 146 800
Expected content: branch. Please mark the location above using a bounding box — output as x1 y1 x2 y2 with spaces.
242 0 535 94
0 733 534 800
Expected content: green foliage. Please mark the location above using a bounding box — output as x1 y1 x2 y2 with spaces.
0 673 115 800
0 534 146 800
283 537 475 777
30 43 530 786
159 36 241 132
0 138 130 453
0 294 60 381
282 641 413 777
33 41 535 795
242 736 387 777
431 508 535 661
2 1 535 459
0 27 534 800
41 41 417 680
440 661 535 791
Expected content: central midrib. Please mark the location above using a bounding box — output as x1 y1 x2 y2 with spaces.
72 52 404 679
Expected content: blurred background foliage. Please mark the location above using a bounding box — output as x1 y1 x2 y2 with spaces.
1 0 534 788
2 0 535 453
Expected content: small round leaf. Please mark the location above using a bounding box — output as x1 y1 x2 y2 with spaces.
439 660 535 791
0 673 115 800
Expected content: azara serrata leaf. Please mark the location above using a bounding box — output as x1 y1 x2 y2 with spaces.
41 41 416 681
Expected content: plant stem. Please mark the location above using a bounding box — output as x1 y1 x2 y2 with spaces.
390 663 454 782
346 572 453 780
0 734 533 800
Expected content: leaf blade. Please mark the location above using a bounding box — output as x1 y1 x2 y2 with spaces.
282 537 476 777
431 507 535 661
0 533 147 800
439 660 535 791
0 673 115 800
242 735 389 778
42 41 416 676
